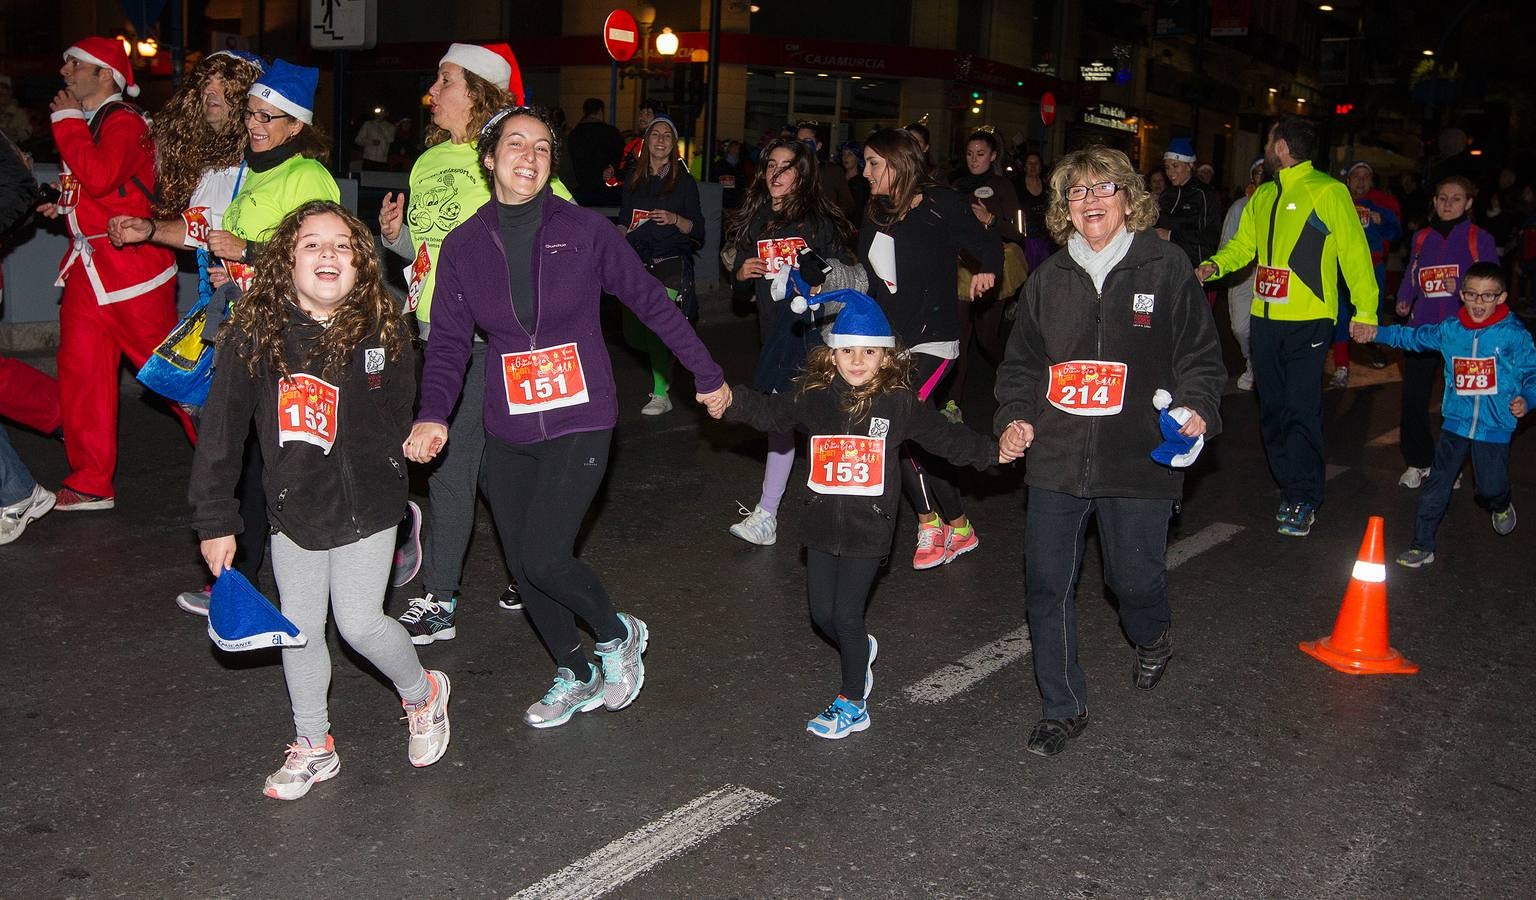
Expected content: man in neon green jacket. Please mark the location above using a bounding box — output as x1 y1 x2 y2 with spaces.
1196 117 1378 537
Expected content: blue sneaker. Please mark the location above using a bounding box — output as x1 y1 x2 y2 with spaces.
864 634 878 700
806 695 870 740
1278 502 1316 537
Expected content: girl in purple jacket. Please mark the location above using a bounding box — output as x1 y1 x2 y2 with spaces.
1395 175 1498 488
403 107 731 728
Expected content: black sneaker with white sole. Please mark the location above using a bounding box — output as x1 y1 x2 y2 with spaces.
498 583 523 610
398 594 457 645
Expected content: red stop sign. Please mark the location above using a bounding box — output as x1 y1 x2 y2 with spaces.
1041 92 1057 126
603 9 639 62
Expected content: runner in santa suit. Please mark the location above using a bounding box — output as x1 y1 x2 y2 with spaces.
40 37 190 511
377 43 572 644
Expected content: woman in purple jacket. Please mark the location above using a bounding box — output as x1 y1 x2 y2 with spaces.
403 107 731 728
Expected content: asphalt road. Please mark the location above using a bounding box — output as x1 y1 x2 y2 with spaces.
4 309 1534 899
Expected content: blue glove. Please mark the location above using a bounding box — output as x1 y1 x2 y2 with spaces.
1149 388 1204 468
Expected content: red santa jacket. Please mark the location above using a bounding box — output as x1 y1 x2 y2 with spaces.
50 96 176 304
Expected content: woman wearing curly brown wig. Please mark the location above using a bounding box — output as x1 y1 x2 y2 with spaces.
189 200 451 799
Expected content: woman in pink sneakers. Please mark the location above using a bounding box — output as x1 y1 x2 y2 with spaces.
189 202 450 799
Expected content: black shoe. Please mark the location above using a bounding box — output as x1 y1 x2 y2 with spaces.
498 582 523 610
1134 630 1172 691
1026 714 1089 757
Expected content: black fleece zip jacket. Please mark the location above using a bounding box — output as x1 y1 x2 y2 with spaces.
727 379 998 557
189 308 416 550
993 231 1225 500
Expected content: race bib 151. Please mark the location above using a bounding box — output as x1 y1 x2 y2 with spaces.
502 342 590 414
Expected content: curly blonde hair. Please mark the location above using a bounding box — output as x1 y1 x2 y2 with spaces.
221 201 410 381
150 53 263 217
799 342 913 423
425 67 510 148
1045 145 1159 245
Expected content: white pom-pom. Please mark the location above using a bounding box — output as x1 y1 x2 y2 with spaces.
127 84 141 98
790 296 810 314
1152 388 1172 411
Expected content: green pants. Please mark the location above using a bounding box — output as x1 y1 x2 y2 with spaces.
621 291 677 395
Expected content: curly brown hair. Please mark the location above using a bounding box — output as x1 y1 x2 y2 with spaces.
723 138 852 254
1045 146 1159 245
221 200 410 381
151 53 263 217
425 67 510 148
799 341 912 423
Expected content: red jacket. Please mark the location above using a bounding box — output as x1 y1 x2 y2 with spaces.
50 97 176 304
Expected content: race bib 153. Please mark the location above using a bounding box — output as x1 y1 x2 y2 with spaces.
1047 360 1128 416
808 435 886 496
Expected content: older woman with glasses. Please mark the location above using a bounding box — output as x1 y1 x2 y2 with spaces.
994 146 1225 758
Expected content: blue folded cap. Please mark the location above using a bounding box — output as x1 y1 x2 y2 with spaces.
208 569 307 651
1149 388 1205 468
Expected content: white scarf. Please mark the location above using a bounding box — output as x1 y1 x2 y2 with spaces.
1067 226 1134 293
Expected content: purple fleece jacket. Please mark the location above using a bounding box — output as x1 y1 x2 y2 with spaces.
1398 220 1498 327
418 191 724 444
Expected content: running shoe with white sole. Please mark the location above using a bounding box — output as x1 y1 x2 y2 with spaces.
595 613 649 711
398 594 456 645
1399 466 1431 489
176 587 212 616
806 695 869 739
864 634 878 700
52 487 114 512
641 393 672 415
729 502 777 545
392 500 422 587
1493 502 1517 536
499 582 523 610
403 670 451 767
945 522 979 562
0 484 55 545
263 735 340 800
912 521 949 569
1396 548 1435 568
1278 502 1316 537
524 666 605 728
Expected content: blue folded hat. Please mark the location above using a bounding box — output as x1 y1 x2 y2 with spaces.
1150 388 1204 468
208 569 307 652
790 284 895 349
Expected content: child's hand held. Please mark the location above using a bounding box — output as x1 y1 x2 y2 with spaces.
1512 396 1527 418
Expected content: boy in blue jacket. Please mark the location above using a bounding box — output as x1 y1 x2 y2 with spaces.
1353 262 1536 566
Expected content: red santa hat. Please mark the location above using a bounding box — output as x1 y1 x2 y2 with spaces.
64 36 139 98
440 42 525 104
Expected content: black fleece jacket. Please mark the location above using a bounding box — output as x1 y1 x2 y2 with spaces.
993 231 1225 500
727 379 998 557
189 308 416 550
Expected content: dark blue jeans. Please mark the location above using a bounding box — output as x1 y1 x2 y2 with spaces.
1412 431 1512 552
1024 487 1174 719
1250 317 1332 507
0 424 38 506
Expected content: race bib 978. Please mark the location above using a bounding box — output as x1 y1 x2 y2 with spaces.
1452 356 1497 396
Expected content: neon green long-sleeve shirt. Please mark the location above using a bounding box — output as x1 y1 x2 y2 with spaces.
1203 160 1378 325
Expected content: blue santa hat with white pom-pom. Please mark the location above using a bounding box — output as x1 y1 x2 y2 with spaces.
788 272 895 349
1150 389 1204 468
208 568 307 652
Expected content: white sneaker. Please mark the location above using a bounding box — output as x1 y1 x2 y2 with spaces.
0 484 56 545
263 735 340 801
641 393 672 415
1330 366 1349 389
1236 367 1254 391
403 670 451 767
1399 466 1431 489
728 503 777 545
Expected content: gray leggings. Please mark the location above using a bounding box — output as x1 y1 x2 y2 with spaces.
271 528 430 744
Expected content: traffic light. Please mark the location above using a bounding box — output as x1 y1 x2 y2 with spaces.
1334 102 1355 115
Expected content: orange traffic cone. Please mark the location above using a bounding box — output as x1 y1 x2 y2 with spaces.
1299 516 1419 675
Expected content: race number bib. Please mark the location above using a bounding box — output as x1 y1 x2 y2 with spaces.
501 342 590 414
1418 264 1458 299
1355 204 1372 228
627 209 651 231
57 173 81 211
1255 265 1290 302
182 206 212 248
223 261 255 292
277 374 340 454
808 435 886 496
403 242 431 314
756 236 808 275
719 175 736 190
1451 356 1497 396
1047 360 1128 417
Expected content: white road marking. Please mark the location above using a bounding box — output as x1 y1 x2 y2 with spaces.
1166 522 1245 570
1367 427 1400 447
510 784 779 900
901 522 1244 705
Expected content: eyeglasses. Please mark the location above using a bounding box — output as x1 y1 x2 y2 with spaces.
1460 289 1503 303
242 108 294 123
1065 181 1123 202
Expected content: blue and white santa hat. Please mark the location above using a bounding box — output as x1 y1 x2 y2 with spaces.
1163 137 1196 163
207 569 307 652
1149 389 1205 468
790 287 895 349
248 59 318 125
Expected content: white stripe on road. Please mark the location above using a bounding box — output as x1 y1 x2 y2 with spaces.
901 522 1243 705
510 785 779 900
1166 522 1245 570
1367 427 1400 447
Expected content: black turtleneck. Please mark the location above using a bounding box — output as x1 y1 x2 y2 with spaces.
245 139 302 174
497 190 545 329
1430 212 1467 239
